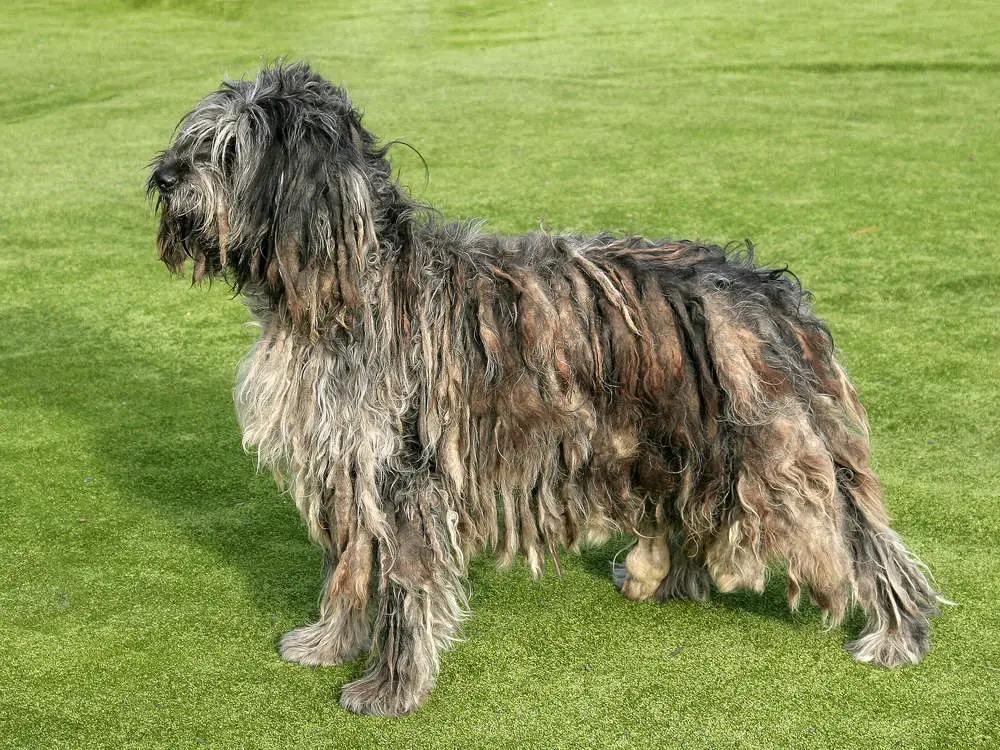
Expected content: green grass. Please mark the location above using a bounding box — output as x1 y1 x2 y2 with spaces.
2 0 998 747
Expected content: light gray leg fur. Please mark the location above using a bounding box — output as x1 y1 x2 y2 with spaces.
280 551 371 667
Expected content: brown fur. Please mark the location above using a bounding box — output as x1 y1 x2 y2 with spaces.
149 63 943 716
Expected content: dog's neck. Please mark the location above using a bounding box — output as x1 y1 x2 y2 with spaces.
239 244 402 350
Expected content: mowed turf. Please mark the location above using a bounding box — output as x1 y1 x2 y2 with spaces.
2 0 998 747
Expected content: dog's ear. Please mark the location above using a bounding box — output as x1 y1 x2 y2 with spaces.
231 110 376 339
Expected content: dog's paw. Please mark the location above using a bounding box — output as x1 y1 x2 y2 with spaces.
339 670 431 717
279 622 367 668
613 562 661 601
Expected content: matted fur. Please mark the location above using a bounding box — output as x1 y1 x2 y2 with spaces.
149 62 942 716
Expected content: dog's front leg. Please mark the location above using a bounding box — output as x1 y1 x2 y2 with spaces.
280 548 372 667
339 477 467 717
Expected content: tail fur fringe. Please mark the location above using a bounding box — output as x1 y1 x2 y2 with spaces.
843 485 944 667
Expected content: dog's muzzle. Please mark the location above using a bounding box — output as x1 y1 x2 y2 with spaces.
152 164 181 193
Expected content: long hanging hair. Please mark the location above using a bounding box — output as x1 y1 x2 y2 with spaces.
149 62 943 717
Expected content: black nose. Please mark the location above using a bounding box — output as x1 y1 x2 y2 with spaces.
153 164 181 192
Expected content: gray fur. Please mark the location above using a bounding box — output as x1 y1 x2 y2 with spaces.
149 62 944 716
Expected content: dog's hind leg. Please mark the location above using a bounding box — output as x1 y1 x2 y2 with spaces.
613 530 711 603
279 549 372 667
706 410 856 624
654 533 711 602
613 532 669 601
339 571 466 716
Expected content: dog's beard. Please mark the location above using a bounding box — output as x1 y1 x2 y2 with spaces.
156 198 224 281
154 174 229 282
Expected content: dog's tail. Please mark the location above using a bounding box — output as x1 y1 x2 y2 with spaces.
789 336 945 667
838 461 943 667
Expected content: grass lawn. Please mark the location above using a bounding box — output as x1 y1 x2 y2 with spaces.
2 0 998 747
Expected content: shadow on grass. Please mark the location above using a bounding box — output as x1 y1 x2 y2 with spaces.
3 303 318 620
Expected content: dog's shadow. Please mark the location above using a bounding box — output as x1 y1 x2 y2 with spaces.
10 300 323 620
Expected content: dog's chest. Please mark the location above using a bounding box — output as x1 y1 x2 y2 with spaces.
233 311 407 477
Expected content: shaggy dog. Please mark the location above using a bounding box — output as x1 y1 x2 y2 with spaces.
149 62 941 716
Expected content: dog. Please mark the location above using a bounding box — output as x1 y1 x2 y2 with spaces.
149 62 941 716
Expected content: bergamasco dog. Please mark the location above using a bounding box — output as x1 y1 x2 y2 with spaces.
149 62 941 716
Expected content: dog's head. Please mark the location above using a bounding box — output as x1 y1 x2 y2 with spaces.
149 62 383 332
